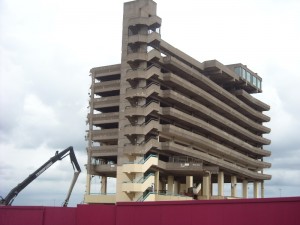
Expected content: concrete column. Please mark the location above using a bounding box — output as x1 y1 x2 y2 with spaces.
167 176 174 194
202 174 211 199
261 181 265 198
186 176 193 192
155 171 160 193
86 174 91 195
218 171 224 197
210 180 213 197
253 181 259 198
231 175 237 197
101 176 107 194
242 180 248 198
174 180 179 194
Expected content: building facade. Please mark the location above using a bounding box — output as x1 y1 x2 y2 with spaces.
84 0 271 204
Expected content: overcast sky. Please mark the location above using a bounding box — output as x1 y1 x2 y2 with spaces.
0 0 299 206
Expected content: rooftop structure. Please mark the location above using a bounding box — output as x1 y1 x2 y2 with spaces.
84 0 271 204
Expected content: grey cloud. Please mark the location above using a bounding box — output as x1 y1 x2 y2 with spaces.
269 150 300 171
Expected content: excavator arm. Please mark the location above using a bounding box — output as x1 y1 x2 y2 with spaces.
0 146 81 206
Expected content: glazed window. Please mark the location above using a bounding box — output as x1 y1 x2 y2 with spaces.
246 71 251 82
242 68 246 79
257 79 261 89
252 76 257 86
234 67 241 76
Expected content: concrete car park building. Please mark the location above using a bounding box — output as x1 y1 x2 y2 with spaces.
84 0 271 204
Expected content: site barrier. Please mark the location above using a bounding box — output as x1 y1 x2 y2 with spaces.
0 206 76 225
0 197 299 225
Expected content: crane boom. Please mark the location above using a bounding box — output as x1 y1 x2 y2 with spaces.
0 146 81 206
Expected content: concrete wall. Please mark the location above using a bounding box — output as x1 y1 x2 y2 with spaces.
1 197 299 225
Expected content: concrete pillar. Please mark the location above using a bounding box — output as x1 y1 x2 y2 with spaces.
186 176 193 192
210 180 213 197
261 181 265 198
86 174 91 195
101 176 107 194
202 174 211 199
155 171 159 193
253 181 259 198
218 171 224 197
167 176 174 194
242 180 248 198
174 180 179 194
231 175 237 197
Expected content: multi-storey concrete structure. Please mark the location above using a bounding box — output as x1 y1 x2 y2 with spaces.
84 0 271 204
